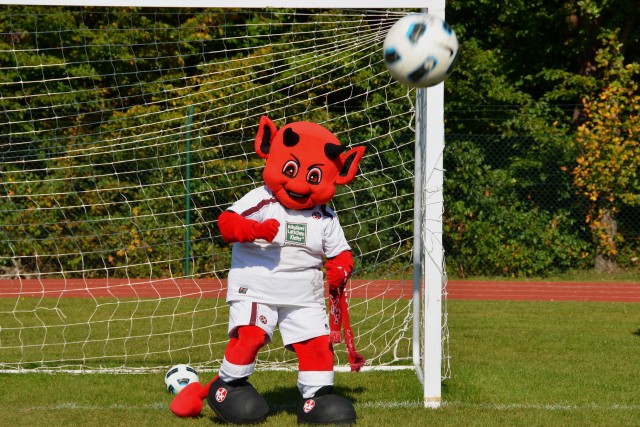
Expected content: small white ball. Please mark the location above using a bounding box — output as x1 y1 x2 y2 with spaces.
164 364 199 394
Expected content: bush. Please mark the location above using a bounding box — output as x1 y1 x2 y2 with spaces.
444 139 592 277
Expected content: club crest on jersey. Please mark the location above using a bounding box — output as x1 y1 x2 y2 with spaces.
285 222 307 245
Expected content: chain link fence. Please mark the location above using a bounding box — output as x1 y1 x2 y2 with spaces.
443 133 640 277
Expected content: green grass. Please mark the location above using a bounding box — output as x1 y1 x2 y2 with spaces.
0 297 232 368
2 299 640 426
0 296 413 369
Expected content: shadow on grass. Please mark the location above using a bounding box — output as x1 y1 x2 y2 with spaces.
634 329 640 338
262 385 300 415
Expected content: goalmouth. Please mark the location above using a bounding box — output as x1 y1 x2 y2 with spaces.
0 0 449 409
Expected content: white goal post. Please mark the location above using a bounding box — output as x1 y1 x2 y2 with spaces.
0 0 448 408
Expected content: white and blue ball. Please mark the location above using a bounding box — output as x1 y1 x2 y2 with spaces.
383 13 459 88
164 364 199 394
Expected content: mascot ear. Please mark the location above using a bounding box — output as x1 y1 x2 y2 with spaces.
336 146 366 185
255 116 278 159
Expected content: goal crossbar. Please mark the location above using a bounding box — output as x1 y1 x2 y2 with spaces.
1 0 445 9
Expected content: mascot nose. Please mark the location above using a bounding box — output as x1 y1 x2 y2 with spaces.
287 176 311 195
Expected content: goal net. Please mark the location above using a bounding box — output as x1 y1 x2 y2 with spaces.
0 2 449 403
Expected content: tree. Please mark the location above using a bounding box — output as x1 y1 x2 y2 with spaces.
572 30 640 271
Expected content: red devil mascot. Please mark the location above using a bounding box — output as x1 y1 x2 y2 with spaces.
170 116 366 424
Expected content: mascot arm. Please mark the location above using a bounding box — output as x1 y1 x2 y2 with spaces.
218 210 279 243
325 250 354 289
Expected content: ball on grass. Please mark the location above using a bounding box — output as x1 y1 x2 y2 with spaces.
164 364 199 395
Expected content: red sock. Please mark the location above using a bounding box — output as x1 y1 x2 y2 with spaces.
224 325 267 365
292 335 335 371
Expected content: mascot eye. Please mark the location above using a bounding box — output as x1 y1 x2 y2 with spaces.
282 160 299 178
306 167 322 185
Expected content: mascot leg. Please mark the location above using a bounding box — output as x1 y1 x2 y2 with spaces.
293 336 356 426
206 325 270 424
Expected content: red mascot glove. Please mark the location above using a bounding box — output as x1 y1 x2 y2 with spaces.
218 210 279 243
170 376 216 417
325 251 354 290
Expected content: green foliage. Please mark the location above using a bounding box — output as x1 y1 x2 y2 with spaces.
2 5 639 278
444 2 640 276
0 8 416 278
442 28 594 277
444 139 591 277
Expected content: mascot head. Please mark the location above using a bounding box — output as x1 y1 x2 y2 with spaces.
255 116 366 210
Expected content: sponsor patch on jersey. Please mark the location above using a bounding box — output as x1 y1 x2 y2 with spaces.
285 222 307 245
238 287 248 294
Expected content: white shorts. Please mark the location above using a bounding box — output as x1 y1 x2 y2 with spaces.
228 301 330 349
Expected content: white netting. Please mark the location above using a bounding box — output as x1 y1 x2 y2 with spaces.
0 6 446 375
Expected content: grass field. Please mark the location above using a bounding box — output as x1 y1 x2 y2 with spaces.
2 298 640 426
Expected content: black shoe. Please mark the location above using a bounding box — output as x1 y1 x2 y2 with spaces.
206 376 269 424
297 386 356 425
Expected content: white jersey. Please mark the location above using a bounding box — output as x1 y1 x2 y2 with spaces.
225 185 351 307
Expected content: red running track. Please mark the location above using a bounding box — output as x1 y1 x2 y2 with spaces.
445 280 640 303
1 278 639 302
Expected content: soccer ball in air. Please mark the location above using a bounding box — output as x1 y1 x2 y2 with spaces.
165 364 199 394
383 13 459 88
